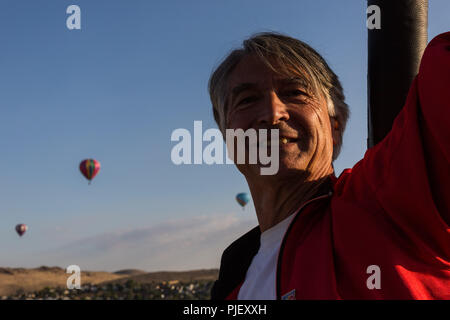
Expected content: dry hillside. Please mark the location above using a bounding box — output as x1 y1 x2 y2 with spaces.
0 266 218 297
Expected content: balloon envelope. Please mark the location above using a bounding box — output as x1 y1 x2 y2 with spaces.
15 224 27 237
79 159 101 182
236 193 250 208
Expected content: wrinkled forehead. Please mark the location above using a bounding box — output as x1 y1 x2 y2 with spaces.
226 54 315 98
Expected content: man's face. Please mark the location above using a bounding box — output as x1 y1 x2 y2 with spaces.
225 54 335 180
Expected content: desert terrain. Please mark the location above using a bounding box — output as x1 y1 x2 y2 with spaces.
0 266 218 299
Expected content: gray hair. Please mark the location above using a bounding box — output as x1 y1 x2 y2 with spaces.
208 32 349 160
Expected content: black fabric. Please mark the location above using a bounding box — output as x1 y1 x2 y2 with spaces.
210 225 261 300
367 0 428 147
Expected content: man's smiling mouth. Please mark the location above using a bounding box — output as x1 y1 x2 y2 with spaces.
280 137 298 144
257 136 298 147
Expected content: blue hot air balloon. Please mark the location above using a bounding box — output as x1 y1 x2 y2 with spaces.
236 193 250 210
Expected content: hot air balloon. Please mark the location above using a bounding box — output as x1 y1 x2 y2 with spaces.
79 159 101 184
15 224 27 237
236 193 250 210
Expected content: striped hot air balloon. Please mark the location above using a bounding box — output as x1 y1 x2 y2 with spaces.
15 224 28 237
79 159 101 184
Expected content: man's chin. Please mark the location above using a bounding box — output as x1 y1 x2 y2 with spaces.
270 163 307 179
239 161 307 180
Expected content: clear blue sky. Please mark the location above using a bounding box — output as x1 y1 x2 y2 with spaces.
0 0 448 271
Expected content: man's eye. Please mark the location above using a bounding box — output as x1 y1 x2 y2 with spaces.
237 96 257 106
284 89 307 97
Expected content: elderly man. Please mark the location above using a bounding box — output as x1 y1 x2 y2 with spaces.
208 32 450 299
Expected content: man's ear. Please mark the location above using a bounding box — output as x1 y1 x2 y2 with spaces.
331 118 340 145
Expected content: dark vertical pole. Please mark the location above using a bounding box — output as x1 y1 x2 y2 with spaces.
367 0 428 148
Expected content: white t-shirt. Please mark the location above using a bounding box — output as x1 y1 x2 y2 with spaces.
237 213 296 300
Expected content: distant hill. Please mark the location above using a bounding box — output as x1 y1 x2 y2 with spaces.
0 266 122 297
113 269 147 276
0 266 218 297
105 269 219 285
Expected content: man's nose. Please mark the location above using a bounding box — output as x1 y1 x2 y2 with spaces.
256 91 289 125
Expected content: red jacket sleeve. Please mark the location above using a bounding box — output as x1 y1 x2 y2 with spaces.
353 32 450 260
417 32 450 225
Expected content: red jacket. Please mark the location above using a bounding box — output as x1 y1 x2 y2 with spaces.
211 32 450 300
